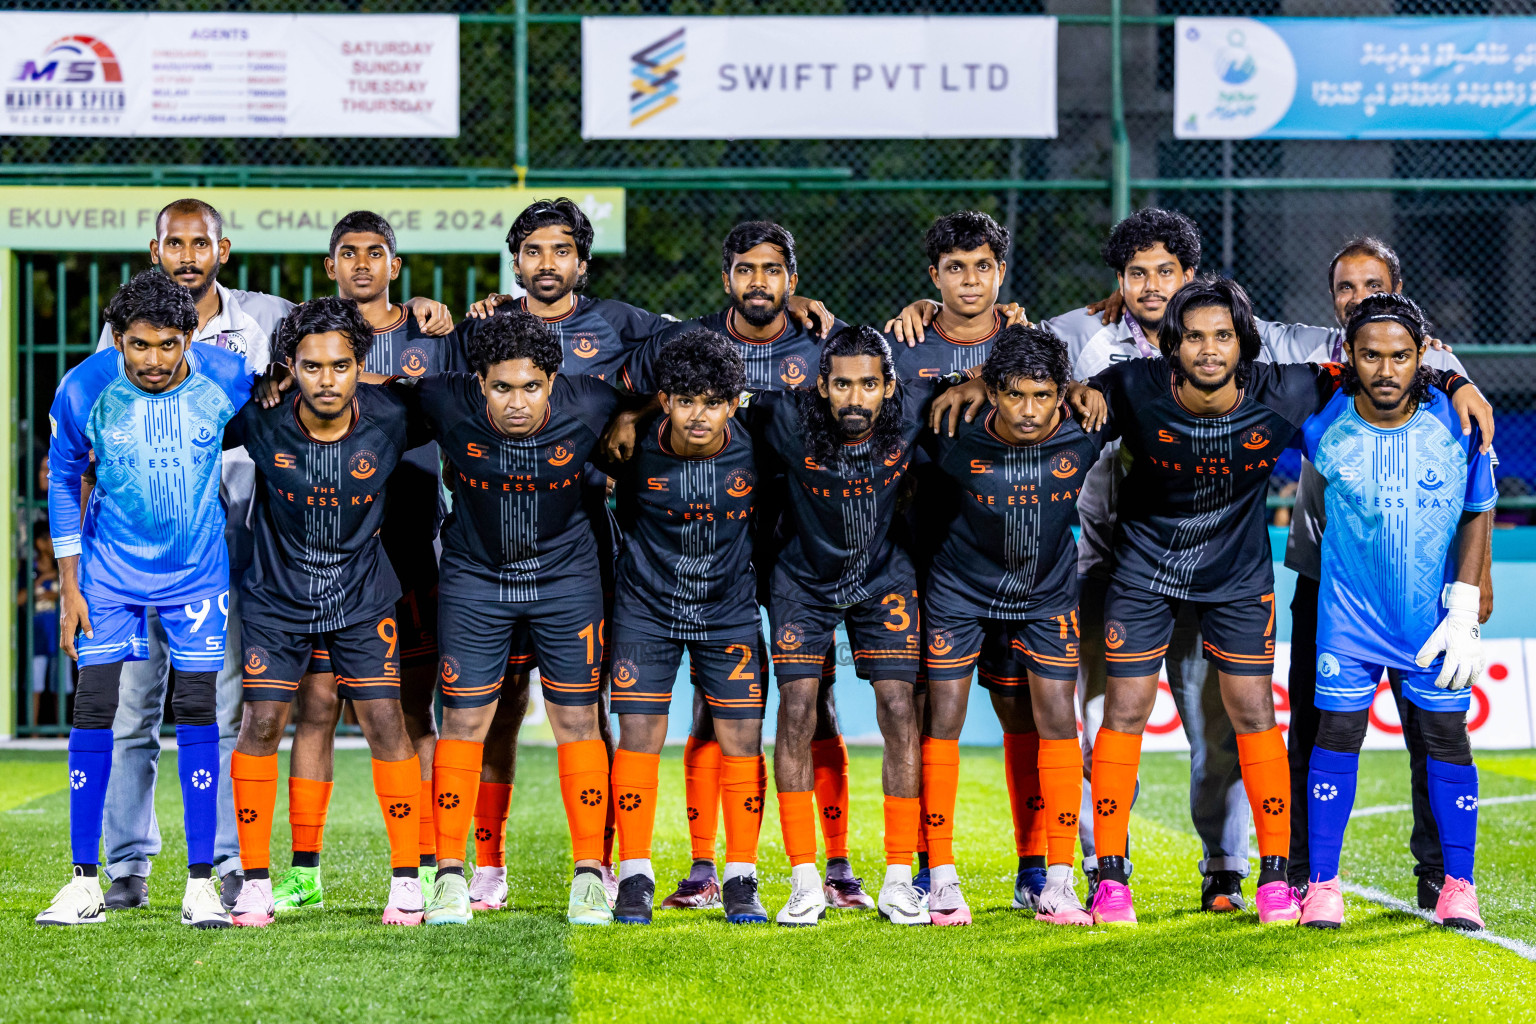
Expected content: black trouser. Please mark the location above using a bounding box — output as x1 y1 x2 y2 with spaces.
1286 574 1443 887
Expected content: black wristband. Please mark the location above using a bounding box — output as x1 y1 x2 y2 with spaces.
1442 371 1473 397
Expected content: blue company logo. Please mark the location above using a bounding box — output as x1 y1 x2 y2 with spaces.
629 28 684 128
1317 652 1340 678
1215 30 1257 85
192 426 218 447
1419 467 1446 491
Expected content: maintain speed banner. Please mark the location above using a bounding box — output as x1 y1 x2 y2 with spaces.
581 16 1057 140
1 12 458 137
1176 16 1536 139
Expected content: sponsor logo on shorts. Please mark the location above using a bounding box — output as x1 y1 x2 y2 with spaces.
1104 620 1126 650
349 449 380 480
244 646 269 676
1051 450 1080 478
1317 652 1340 678
779 355 809 388
1242 425 1272 450
725 468 754 498
546 438 577 467
571 334 601 359
777 622 804 651
439 655 462 685
612 658 639 689
928 630 955 656
400 347 430 377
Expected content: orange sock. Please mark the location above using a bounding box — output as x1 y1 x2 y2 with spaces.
432 739 483 863
611 749 660 862
557 739 610 863
920 737 960 867
1038 737 1085 866
1236 726 1291 859
1003 731 1045 858
231 751 279 873
372 756 422 870
1090 728 1142 860
883 795 920 868
777 789 818 867
720 754 766 864
417 778 436 862
682 736 722 862
473 782 513 868
811 736 850 860
288 776 332 855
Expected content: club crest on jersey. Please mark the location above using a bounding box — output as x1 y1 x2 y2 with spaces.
546 438 577 467
883 443 905 468
399 347 429 377
612 658 639 689
1419 467 1446 491
243 646 269 676
439 655 462 685
349 449 379 480
212 331 248 356
779 355 809 388
1104 620 1126 650
1050 451 1080 478
571 334 601 359
725 468 754 498
1242 425 1272 450
928 630 955 656
777 622 805 651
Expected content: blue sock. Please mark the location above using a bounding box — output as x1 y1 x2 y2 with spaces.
68 728 115 867
176 723 220 868
1426 757 1478 885
1306 746 1359 883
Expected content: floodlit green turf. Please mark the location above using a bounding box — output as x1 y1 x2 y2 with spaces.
1 745 1532 1023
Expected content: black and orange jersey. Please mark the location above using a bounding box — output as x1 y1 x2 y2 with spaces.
1088 356 1342 601
454 295 669 384
393 372 621 600
921 408 1106 620
624 308 847 394
736 379 942 606
603 418 760 641
889 308 1002 381
226 384 425 631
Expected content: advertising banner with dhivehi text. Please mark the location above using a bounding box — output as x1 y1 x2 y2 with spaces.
1176 16 1536 139
582 16 1057 140
0 12 458 137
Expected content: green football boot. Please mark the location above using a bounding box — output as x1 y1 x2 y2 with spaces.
567 872 614 926
420 864 437 893
424 871 473 926
271 866 324 912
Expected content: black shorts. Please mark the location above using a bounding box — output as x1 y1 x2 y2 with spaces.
924 605 1079 690
1103 579 1276 677
242 614 401 703
395 579 439 669
436 585 603 709
610 629 766 720
769 577 921 684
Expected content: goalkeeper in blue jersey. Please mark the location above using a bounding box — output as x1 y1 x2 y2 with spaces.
37 271 255 928
1297 293 1496 933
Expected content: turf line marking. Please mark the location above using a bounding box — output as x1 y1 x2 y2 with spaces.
1341 882 1536 962
1351 793 1536 819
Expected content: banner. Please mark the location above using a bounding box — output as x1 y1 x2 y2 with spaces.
581 16 1056 140
1 12 458 137
1176 16 1536 139
0 187 625 255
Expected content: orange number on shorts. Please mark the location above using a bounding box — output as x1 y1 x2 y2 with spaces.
882 593 910 632
1260 593 1276 637
726 643 755 681
377 617 398 659
579 623 597 665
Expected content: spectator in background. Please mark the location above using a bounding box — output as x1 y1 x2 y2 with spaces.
20 522 68 726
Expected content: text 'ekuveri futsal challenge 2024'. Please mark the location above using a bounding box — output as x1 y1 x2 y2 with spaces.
35 195 1496 937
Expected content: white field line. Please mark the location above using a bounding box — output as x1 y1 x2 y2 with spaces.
1350 792 1536 818
1342 882 1536 963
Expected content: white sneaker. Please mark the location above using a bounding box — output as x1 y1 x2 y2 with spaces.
1036 871 1093 926
469 866 509 910
36 868 105 926
600 864 619 907
231 877 275 927
877 879 932 925
182 876 232 929
775 867 828 927
382 875 425 926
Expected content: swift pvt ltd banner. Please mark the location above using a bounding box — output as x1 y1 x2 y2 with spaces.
581 16 1057 140
1176 16 1536 139
1 12 458 137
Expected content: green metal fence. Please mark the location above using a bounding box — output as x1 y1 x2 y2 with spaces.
7 0 1536 735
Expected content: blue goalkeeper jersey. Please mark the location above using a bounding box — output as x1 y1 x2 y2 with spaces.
1302 388 1496 669
48 343 254 605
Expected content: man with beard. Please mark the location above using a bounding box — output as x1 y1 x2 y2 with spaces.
732 325 956 927
1296 293 1494 932
1281 237 1490 907
1072 277 1491 927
